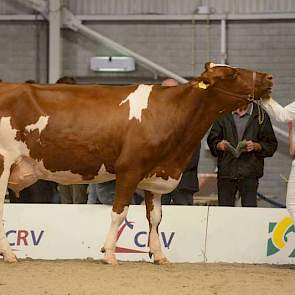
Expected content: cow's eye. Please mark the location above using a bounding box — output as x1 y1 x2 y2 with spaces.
230 73 237 79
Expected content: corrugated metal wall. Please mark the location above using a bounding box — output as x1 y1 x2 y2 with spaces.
206 0 295 14
1 0 295 15
0 0 33 14
64 0 295 15
64 0 202 15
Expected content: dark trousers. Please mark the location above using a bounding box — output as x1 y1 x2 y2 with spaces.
217 178 258 207
162 189 194 205
59 184 88 204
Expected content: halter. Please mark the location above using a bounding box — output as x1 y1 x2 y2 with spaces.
249 72 264 125
212 71 265 124
212 71 257 103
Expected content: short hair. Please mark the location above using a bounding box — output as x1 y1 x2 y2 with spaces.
25 80 36 84
161 79 179 86
56 76 77 84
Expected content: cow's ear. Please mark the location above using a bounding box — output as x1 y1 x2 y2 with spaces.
204 62 215 70
202 66 237 86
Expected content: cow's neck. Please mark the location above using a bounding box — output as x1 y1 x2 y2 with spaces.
191 84 249 135
173 85 248 171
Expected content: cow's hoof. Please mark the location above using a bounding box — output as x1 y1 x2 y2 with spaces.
102 256 118 266
5 255 18 263
154 257 170 265
1 252 17 263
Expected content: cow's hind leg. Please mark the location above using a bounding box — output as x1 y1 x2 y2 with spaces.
0 154 17 262
101 172 141 265
145 191 169 264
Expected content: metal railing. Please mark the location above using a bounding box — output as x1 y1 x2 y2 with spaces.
257 192 285 208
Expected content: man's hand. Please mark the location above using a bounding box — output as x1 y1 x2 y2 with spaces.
216 140 230 151
245 140 261 152
288 121 293 131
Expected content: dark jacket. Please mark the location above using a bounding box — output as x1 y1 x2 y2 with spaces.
207 104 277 179
177 144 201 192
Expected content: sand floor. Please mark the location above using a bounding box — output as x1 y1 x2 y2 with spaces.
0 260 294 295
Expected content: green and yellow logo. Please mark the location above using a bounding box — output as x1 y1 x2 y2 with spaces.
267 216 295 257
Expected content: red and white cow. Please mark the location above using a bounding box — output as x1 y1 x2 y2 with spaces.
0 62 273 264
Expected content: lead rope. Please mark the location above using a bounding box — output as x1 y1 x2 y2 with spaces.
251 72 264 125
256 98 265 125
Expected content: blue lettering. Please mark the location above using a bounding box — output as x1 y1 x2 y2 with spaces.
125 219 134 230
6 230 16 246
31 230 44 246
134 231 147 248
161 232 175 249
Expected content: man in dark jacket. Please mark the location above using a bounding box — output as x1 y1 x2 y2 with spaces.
207 103 277 207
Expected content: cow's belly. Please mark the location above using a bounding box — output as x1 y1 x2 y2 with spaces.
42 170 115 185
9 156 181 195
137 174 182 194
45 170 181 194
42 165 181 195
8 157 116 191
36 161 116 184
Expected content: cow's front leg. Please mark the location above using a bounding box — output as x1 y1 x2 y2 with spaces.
101 172 140 265
101 205 129 265
0 155 17 263
145 191 169 264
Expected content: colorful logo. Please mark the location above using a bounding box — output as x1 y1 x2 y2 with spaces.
115 218 175 254
267 216 295 257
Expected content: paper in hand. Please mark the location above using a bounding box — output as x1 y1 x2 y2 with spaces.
224 140 247 158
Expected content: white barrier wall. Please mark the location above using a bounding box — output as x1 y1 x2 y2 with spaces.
2 204 295 264
206 207 295 264
3 204 208 263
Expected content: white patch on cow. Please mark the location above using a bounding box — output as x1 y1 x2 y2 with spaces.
119 84 153 122
138 174 182 194
0 117 30 164
148 195 164 260
25 115 49 133
92 164 116 183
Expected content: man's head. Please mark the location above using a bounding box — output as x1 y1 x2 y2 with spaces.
25 80 36 84
161 79 179 87
234 103 250 114
56 76 76 85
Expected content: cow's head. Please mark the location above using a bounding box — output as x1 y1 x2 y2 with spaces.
197 62 273 100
